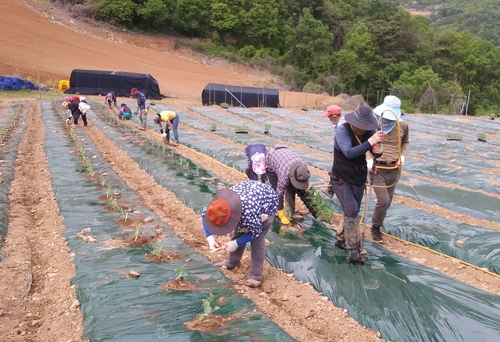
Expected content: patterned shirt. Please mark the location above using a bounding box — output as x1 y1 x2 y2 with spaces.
265 144 306 200
202 180 278 240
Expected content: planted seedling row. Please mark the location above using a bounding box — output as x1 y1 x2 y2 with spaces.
0 104 22 147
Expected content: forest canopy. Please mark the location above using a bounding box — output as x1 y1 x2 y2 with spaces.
66 0 500 115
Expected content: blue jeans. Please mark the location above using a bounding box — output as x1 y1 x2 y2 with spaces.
166 115 179 142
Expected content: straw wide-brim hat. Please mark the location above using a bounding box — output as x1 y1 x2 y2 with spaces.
289 162 310 190
344 105 379 131
204 188 242 236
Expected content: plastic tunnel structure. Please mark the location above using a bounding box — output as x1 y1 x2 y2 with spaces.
201 83 280 108
64 69 165 100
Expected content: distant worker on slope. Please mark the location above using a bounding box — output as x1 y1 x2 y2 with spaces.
104 91 117 108
118 103 133 120
321 105 345 199
131 88 148 130
154 110 180 146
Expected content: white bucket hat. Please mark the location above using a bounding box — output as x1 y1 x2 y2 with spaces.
374 95 401 121
251 152 266 175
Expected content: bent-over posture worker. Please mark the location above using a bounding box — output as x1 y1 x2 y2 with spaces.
331 105 384 264
202 180 278 288
118 103 133 120
244 144 267 183
369 95 409 242
63 101 88 127
265 144 318 225
104 91 117 108
154 110 180 146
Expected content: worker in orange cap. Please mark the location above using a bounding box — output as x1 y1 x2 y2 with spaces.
321 105 345 198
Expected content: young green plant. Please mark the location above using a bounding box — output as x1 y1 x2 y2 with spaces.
173 264 188 280
150 243 163 258
199 293 220 321
307 187 335 223
133 221 141 241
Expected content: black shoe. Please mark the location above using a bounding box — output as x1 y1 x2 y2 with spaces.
349 249 365 264
321 187 334 199
335 240 346 250
371 225 383 242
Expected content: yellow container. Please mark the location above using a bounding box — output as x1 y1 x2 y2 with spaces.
58 80 70 91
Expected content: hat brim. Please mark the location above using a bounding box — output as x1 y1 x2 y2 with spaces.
204 189 242 236
373 104 401 121
344 112 379 131
289 162 309 190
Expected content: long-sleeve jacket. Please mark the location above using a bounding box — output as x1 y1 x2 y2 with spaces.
202 181 278 244
265 144 306 201
136 91 147 110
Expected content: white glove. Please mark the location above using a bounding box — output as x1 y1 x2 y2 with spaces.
367 159 374 171
162 133 167 139
260 214 269 222
225 240 239 252
206 235 221 252
400 155 405 166
368 131 385 146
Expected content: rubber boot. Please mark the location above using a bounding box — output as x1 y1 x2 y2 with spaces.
344 217 365 264
371 225 383 242
214 260 240 270
335 216 347 249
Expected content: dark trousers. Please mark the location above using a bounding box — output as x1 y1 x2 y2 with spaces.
331 174 365 218
266 171 317 217
229 215 275 281
166 116 180 142
372 168 399 227
72 110 88 126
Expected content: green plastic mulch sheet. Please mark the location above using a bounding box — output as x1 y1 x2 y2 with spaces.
93 104 500 342
42 101 295 342
0 102 28 257
138 105 500 274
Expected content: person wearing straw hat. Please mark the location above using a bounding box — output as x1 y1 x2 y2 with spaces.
244 144 268 183
202 180 278 288
62 101 88 127
265 144 318 225
321 105 345 198
154 110 180 146
369 95 410 242
331 105 385 264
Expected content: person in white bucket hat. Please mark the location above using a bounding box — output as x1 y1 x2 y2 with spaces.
368 95 410 242
244 144 268 183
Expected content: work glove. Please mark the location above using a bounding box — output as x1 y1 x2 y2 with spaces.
225 240 239 252
368 131 385 146
206 235 221 252
160 129 164 134
260 214 269 222
396 156 405 167
366 159 374 172
277 209 292 226
162 133 167 139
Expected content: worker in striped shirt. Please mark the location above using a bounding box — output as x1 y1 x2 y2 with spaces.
264 144 317 225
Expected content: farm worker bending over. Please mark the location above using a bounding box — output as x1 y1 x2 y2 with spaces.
63 101 88 127
104 91 117 108
154 110 180 146
131 88 148 130
244 144 267 183
64 96 81 104
202 180 278 288
369 96 410 242
330 105 385 264
321 105 345 199
265 144 318 225
118 103 133 120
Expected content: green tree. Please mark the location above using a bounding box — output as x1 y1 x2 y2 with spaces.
97 0 136 26
137 0 169 31
173 0 210 35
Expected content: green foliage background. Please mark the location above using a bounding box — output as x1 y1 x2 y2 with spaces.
73 0 500 115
